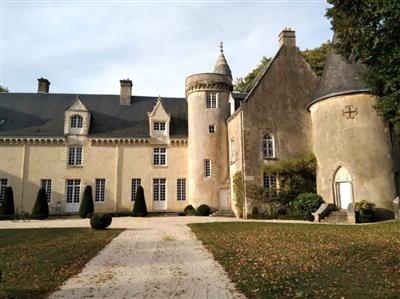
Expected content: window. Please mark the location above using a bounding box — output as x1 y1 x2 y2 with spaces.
0 178 8 203
66 179 80 203
95 179 106 202
153 148 167 166
153 178 166 201
206 92 217 108
395 172 400 196
204 159 211 177
263 133 275 159
230 139 236 163
208 125 216 134
263 173 278 198
41 179 52 202
177 178 186 201
154 122 166 131
131 178 141 201
70 115 83 128
68 146 82 166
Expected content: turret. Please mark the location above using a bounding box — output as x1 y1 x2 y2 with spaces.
185 44 233 209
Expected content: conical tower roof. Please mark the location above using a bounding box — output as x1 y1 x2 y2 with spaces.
213 42 232 79
309 34 369 107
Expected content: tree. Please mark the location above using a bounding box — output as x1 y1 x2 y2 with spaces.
326 0 400 134
79 186 94 218
132 185 147 217
0 86 8 92
0 187 15 215
32 188 49 219
233 43 331 92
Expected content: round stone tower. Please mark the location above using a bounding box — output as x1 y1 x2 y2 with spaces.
308 35 399 219
185 44 233 209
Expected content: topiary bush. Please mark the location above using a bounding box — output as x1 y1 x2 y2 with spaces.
197 204 211 216
31 188 49 219
90 214 112 229
79 186 94 218
355 200 376 223
293 192 324 217
0 187 15 215
184 205 196 216
132 185 147 217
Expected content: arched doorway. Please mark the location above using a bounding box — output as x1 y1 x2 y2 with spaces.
334 167 354 209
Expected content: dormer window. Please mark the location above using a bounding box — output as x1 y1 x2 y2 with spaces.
154 122 166 131
70 115 83 128
206 92 217 108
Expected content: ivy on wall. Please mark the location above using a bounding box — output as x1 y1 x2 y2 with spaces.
233 171 244 218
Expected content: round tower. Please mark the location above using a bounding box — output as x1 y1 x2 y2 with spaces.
308 35 398 220
185 44 233 209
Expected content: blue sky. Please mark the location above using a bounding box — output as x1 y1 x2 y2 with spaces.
1 0 331 97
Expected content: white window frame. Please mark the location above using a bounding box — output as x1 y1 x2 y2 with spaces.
68 146 83 166
66 179 80 203
70 115 83 128
95 178 106 202
206 92 217 109
153 148 167 166
153 178 166 201
154 121 166 131
131 178 141 201
40 179 52 202
263 173 278 198
177 178 186 201
208 124 216 134
263 133 275 159
204 159 211 177
0 178 8 203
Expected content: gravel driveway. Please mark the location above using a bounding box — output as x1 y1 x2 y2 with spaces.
1 216 245 298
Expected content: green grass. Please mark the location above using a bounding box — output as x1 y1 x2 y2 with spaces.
0 228 123 299
189 221 400 299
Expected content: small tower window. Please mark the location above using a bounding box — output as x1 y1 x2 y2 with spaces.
154 122 166 131
204 159 211 177
263 133 275 159
70 115 83 128
208 125 216 134
206 92 217 109
230 139 236 163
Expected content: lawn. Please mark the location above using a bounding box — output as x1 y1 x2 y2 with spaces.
0 228 123 299
189 221 400 298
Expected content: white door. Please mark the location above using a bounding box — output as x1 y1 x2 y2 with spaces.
153 178 167 211
338 182 353 209
65 179 81 213
219 189 230 210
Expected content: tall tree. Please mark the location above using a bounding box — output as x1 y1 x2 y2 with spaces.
326 0 400 134
233 43 330 92
0 85 8 92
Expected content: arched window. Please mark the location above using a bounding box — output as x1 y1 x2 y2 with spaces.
70 115 83 128
263 133 275 159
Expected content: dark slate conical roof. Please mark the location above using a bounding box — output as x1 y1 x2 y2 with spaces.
308 34 369 108
213 43 232 79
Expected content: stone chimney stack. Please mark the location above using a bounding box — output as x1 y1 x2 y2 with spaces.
37 78 50 93
279 28 296 47
120 79 132 105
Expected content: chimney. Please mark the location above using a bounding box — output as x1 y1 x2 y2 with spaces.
279 28 296 47
37 77 50 93
120 79 132 105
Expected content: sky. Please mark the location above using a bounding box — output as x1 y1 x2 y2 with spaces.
1 0 332 97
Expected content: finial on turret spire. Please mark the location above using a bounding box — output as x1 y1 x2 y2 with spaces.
219 42 223 53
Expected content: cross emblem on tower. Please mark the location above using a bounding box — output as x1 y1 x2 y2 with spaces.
342 105 358 119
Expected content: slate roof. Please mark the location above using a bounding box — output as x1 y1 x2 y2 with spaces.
308 36 369 108
0 93 188 138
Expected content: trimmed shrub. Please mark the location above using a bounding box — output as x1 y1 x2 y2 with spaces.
90 214 112 229
184 205 196 216
252 207 259 216
197 204 211 216
132 185 147 217
31 188 49 219
277 214 313 221
0 187 15 215
355 200 376 223
293 193 324 217
79 186 94 218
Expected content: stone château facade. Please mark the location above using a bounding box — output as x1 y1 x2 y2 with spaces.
0 29 399 219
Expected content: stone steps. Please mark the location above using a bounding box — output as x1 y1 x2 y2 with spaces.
321 210 348 223
212 210 236 218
